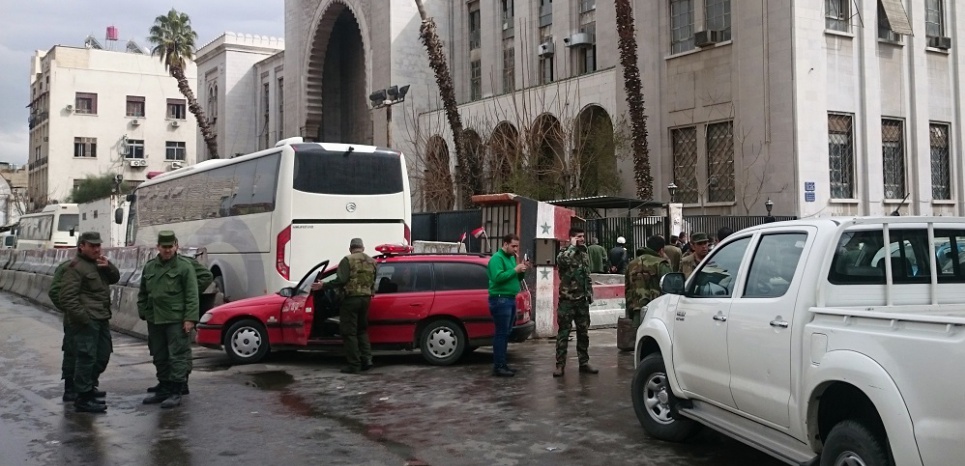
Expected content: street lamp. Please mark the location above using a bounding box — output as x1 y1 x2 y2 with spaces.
369 84 410 147
667 182 678 203
765 197 774 216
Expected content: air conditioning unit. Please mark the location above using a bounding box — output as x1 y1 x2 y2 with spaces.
170 120 180 128
43 136 49 142
128 159 147 168
695 29 724 47
538 41 555 57
929 36 952 50
567 32 595 47
131 119 140 126
65 104 74 112
502 21 509 31
170 161 184 169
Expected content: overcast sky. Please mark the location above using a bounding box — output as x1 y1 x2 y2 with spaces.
0 0 284 166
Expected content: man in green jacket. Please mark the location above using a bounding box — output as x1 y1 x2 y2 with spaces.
50 257 82 402
487 233 528 377
58 232 120 413
139 231 199 409
587 237 607 274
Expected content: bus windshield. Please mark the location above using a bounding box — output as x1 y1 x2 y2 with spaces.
57 214 79 232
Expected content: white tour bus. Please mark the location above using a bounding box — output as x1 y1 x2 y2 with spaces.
16 203 80 249
126 137 412 301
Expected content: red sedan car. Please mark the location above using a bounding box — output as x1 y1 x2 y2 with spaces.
196 245 534 365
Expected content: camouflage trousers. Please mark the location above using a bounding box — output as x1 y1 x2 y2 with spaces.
556 299 591 367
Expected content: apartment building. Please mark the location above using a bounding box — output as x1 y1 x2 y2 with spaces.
195 32 285 160
26 44 198 209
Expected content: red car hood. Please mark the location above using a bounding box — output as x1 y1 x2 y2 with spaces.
208 293 286 315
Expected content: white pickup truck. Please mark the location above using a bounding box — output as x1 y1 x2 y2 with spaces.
631 217 965 466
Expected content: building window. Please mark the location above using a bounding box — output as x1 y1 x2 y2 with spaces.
126 96 145 117
881 118 906 199
503 47 515 93
579 0 596 13
925 0 945 39
468 3 481 50
206 82 218 125
930 123 951 200
166 98 186 119
826 0 850 32
73 137 97 158
501 0 515 38
577 22 597 75
672 127 699 203
878 1 900 42
75 92 97 115
470 60 482 101
277 78 284 137
878 0 912 41
125 139 145 159
165 141 186 161
262 82 270 149
539 56 554 84
828 113 855 199
670 0 695 54
706 121 735 203
539 0 553 27
705 0 731 41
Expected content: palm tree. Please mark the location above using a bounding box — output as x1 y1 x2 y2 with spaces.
414 0 479 209
615 0 652 200
149 9 218 159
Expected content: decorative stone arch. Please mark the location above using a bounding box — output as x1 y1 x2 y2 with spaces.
574 104 617 196
463 129 484 194
487 122 520 193
424 135 454 211
529 113 566 200
303 0 372 143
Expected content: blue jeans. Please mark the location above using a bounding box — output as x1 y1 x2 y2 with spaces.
488 296 516 368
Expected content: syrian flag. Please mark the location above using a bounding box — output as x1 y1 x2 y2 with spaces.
471 227 486 238
459 232 468 242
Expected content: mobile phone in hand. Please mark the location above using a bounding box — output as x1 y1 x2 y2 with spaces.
523 252 530 263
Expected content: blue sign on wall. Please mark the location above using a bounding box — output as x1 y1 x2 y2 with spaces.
805 192 816 202
804 181 816 192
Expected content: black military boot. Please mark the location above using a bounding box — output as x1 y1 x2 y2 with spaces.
143 382 171 405
150 381 189 395
74 392 107 413
146 382 161 393
160 384 183 409
91 387 106 398
62 380 77 402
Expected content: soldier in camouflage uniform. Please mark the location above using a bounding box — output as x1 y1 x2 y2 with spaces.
680 232 711 279
139 231 199 409
625 235 673 329
553 227 599 377
315 237 377 374
58 232 120 413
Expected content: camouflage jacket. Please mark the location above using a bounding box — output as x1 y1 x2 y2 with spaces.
59 254 121 325
625 248 672 313
557 245 593 302
680 253 705 280
331 252 377 297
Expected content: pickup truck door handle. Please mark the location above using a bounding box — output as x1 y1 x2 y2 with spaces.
712 312 727 322
769 319 789 328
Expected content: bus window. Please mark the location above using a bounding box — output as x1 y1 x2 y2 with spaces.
293 148 403 195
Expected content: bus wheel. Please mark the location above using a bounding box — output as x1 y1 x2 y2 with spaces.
420 319 466 366
224 319 269 364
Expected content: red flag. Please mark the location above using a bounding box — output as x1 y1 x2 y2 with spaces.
471 227 486 238
459 232 467 242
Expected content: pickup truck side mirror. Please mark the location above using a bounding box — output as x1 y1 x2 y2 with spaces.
660 272 686 295
278 287 294 298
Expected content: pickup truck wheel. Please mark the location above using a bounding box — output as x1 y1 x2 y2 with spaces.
420 319 465 366
821 420 891 466
631 354 701 442
224 319 270 364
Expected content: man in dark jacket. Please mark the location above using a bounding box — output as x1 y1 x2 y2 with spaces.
139 231 199 409
608 236 629 274
58 232 120 413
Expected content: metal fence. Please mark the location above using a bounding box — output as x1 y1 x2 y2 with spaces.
583 215 798 252
412 209 484 248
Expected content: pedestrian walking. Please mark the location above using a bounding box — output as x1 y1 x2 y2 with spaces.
680 232 711 279
486 233 528 377
587 237 607 274
313 238 377 374
139 231 199 409
554 227 598 377
58 232 120 413
608 236 629 274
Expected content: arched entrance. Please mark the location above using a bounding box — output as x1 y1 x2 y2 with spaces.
530 114 565 200
463 129 484 197
424 135 454 211
487 122 520 193
574 105 617 196
305 2 369 143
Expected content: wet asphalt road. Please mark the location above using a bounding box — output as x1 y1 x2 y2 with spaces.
0 292 784 466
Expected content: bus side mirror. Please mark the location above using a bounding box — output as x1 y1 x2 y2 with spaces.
114 207 124 225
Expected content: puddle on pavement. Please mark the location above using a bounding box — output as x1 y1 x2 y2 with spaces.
246 371 295 390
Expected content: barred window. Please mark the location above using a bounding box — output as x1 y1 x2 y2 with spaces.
503 47 515 93
672 127 698 203
706 121 735 203
470 60 482 101
931 123 951 200
826 0 850 32
670 0 695 54
925 0 944 38
829 113 855 199
705 0 732 41
882 118 906 199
